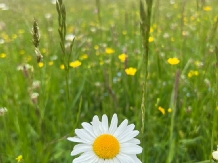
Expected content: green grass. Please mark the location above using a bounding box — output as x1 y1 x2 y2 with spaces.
0 0 218 162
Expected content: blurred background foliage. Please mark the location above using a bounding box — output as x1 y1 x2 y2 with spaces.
0 0 218 162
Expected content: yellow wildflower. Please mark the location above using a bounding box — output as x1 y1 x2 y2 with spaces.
214 16 218 22
167 57 180 65
69 60 81 68
48 61 53 66
158 106 165 115
60 64 65 70
105 47 115 54
182 31 189 36
118 53 127 62
148 36 154 42
12 34 17 39
38 62 44 68
94 45 99 50
19 50 25 55
125 67 137 76
41 48 47 54
183 17 188 22
203 6 211 11
188 72 192 78
0 53 6 58
99 60 104 65
188 70 199 78
80 54 88 60
194 60 199 66
194 71 199 76
168 108 172 113
15 155 23 162
190 16 195 21
150 27 154 33
24 56 32 62
67 26 74 33
18 29 25 34
152 23 157 28
122 30 127 35
1 33 9 41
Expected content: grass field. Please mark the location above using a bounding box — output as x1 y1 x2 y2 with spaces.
0 0 218 162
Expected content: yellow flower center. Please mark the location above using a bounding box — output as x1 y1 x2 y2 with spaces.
93 134 120 159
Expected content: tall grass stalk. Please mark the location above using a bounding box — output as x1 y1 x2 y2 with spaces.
167 70 180 163
31 18 44 127
140 0 153 162
201 16 218 162
56 0 75 105
140 82 145 160
96 0 101 25
32 18 43 63
211 46 218 163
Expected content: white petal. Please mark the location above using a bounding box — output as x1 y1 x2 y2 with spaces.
212 151 218 160
112 157 121 163
120 144 143 154
125 138 140 145
125 124 135 131
102 114 109 133
113 119 128 138
118 130 139 143
129 155 142 163
75 129 94 144
81 122 96 138
67 137 85 143
92 115 102 136
90 155 99 163
116 124 135 140
73 151 98 163
103 160 111 163
116 153 135 163
98 158 104 163
109 114 118 134
71 144 92 156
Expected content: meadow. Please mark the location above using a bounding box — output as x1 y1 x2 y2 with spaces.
0 0 218 162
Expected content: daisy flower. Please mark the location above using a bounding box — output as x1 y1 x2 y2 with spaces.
67 114 142 163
